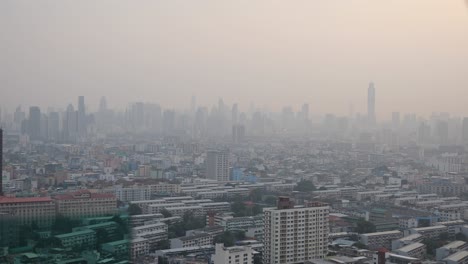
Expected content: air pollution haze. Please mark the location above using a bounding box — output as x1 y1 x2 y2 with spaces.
1 0 468 119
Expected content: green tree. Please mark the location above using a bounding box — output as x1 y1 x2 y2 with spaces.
160 208 173 218
456 233 467 241
264 196 277 205
128 204 142 215
294 180 316 192
355 219 376 234
156 240 170 250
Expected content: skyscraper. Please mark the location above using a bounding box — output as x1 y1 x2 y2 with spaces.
77 96 86 135
28 106 41 140
368 82 376 125
463 117 468 143
232 103 238 125
392 112 400 130
263 197 329 264
206 150 229 181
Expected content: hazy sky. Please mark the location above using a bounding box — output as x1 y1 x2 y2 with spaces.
1 0 468 119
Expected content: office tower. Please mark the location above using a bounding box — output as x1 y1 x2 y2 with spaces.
40 114 49 140
48 112 60 141
206 150 229 181
301 103 309 121
232 125 245 143
77 96 86 135
368 82 376 125
462 118 468 143
64 104 78 142
163 110 175 135
263 197 329 264
232 103 239 125
418 122 431 144
99 96 108 113
191 95 196 115
435 120 449 144
28 106 41 140
392 112 401 130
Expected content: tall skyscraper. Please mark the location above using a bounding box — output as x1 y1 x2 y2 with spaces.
206 150 229 181
263 197 329 264
232 125 245 143
368 82 376 125
392 112 400 130
48 112 60 141
232 103 239 125
28 106 41 140
77 96 86 135
463 117 468 143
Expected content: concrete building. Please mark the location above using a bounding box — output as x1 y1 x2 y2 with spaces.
54 189 116 218
408 225 448 239
443 250 468 264
0 196 55 228
170 233 213 249
263 197 329 264
130 237 150 260
206 150 229 182
436 241 468 261
55 230 96 248
394 242 426 259
360 230 403 250
213 243 256 264
391 234 423 251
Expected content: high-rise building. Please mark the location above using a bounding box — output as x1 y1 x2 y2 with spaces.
263 197 329 264
392 112 401 130
232 125 245 143
462 118 468 143
28 106 41 140
206 150 229 182
64 104 78 142
232 103 239 125
77 96 86 135
368 82 376 125
48 112 60 141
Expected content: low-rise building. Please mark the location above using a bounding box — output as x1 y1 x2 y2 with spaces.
55 230 96 248
212 243 256 264
394 242 426 259
436 241 468 261
443 250 468 264
170 233 213 249
54 189 116 219
360 230 403 250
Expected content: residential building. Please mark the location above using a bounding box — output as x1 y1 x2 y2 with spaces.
213 243 256 264
54 189 116 218
263 197 329 264
394 242 426 259
360 230 403 250
0 196 55 228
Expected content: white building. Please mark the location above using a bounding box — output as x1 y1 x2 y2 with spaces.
263 197 329 264
212 243 256 264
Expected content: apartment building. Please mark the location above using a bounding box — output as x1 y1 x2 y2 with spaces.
130 237 150 260
0 196 55 228
443 251 468 264
436 241 468 261
263 197 329 264
408 225 448 239
55 230 96 248
213 243 256 264
392 234 423 251
54 189 116 219
170 233 213 249
394 242 426 259
360 230 403 250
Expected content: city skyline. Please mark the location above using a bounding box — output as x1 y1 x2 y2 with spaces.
1 1 468 117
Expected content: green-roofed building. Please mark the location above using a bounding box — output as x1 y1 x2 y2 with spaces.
55 230 96 248
101 239 129 259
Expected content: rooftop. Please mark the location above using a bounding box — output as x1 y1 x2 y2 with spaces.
55 229 95 239
444 250 468 262
396 242 425 252
0 196 52 204
442 241 466 249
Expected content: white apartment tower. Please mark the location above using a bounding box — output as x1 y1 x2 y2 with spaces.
263 197 329 264
206 150 230 182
